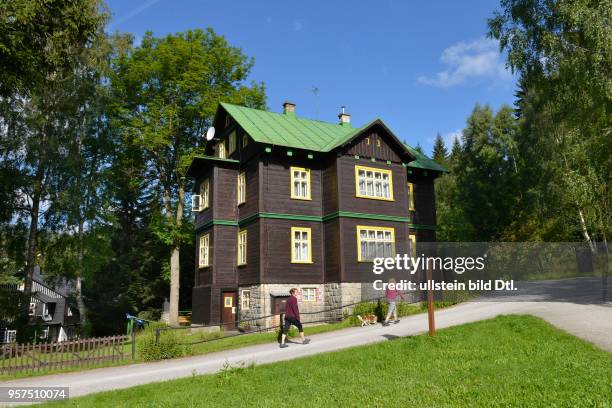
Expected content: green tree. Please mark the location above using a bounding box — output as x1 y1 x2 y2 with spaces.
432 133 449 165
489 0 611 247
110 29 266 325
0 0 108 97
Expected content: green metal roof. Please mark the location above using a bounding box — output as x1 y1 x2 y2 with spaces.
219 102 446 172
404 144 448 172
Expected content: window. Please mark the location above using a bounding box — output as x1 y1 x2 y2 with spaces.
224 296 233 308
28 302 36 316
200 179 210 210
228 131 236 155
291 227 312 263
302 288 316 302
217 141 226 158
237 172 246 205
199 234 210 267
407 182 415 210
409 234 417 259
357 226 395 262
290 167 311 200
242 134 248 147
5 330 16 343
355 165 394 201
241 290 251 310
376 138 381 147
237 230 247 266
67 307 73 317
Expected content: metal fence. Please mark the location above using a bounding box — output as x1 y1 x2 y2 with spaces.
1 335 130 374
155 290 436 346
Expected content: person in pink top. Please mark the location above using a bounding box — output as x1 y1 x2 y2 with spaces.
383 278 404 326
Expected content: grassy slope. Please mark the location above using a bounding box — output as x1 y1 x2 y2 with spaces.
43 315 612 408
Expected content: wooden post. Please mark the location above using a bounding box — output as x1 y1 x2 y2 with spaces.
427 265 436 336
131 327 136 360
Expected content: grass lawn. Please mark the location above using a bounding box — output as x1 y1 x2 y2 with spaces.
42 315 612 408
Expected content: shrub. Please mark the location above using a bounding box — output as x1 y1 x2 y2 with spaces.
137 324 191 361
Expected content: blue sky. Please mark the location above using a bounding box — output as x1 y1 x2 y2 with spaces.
105 0 517 155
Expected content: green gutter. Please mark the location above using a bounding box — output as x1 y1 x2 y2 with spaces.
197 212 436 232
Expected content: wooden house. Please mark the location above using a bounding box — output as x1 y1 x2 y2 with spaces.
187 102 446 327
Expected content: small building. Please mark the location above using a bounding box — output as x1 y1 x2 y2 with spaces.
0 268 79 343
187 102 445 327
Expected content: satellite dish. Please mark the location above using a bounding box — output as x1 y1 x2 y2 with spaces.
205 127 215 141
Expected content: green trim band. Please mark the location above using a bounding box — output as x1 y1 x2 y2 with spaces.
197 212 436 232
322 211 410 223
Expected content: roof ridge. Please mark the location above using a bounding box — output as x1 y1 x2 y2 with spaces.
220 101 348 127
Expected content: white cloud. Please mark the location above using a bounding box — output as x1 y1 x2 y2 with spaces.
443 129 463 146
427 129 463 147
109 0 162 29
418 38 511 88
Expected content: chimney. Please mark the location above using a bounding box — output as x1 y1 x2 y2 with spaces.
338 106 351 126
282 101 296 115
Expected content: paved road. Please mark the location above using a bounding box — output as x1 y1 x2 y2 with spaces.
1 278 610 404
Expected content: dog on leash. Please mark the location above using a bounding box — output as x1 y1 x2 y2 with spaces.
357 314 378 327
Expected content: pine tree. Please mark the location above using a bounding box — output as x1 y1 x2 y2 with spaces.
415 143 424 154
432 133 449 165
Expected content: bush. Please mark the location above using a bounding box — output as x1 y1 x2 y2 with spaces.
137 324 191 361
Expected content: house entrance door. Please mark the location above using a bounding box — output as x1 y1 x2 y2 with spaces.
221 291 237 329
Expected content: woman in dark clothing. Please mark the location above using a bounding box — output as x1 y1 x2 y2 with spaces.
280 288 311 348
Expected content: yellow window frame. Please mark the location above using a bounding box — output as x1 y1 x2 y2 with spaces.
407 182 415 210
291 227 313 263
242 133 249 147
409 234 417 259
200 179 210 209
241 289 251 309
237 230 247 266
217 141 226 158
237 172 246 205
290 167 312 200
228 131 236 155
199 234 210 268
356 225 396 262
302 287 317 302
224 296 233 308
354 165 394 201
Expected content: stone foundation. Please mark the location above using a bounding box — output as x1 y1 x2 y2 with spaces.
238 282 367 328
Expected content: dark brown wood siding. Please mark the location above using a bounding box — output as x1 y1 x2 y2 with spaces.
321 158 339 214
237 221 260 285
213 167 237 220
191 286 211 325
345 127 403 162
262 219 324 284
323 219 341 282
212 225 238 287
408 172 437 226
337 156 409 216
261 156 323 216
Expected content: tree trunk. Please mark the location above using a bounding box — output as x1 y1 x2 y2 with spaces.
168 181 185 326
76 219 88 331
578 208 595 253
22 166 44 314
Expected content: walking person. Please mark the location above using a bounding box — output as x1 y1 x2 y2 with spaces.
383 278 404 326
280 288 311 348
